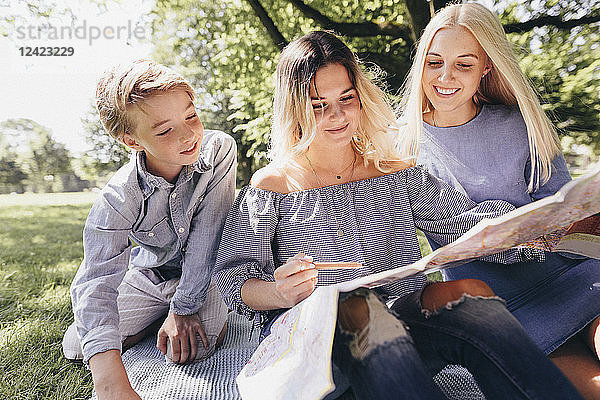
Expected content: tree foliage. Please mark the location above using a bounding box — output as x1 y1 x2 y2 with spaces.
0 118 77 192
0 135 27 193
79 104 131 181
498 1 600 149
152 0 284 184
147 0 599 183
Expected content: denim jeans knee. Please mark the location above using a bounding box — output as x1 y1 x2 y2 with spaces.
391 291 584 400
391 281 504 320
337 289 410 360
332 289 448 400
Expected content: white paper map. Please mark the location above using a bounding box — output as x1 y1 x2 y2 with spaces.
236 286 339 400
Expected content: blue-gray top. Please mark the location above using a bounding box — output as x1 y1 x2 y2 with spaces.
417 104 571 207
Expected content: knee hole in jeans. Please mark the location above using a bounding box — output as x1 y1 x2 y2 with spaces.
338 295 370 334
338 292 410 360
585 316 600 360
422 279 495 313
449 279 495 298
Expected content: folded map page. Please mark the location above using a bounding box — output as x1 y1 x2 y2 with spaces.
236 162 600 400
534 213 600 257
236 286 339 400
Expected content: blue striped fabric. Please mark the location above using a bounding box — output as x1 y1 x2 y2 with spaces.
104 313 485 400
215 166 543 330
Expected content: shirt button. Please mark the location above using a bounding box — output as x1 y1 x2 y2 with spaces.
171 192 177 199
178 227 185 233
148 232 155 237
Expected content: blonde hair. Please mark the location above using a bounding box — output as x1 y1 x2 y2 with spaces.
96 59 194 140
270 31 404 171
399 2 561 191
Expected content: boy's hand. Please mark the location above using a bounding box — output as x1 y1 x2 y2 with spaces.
273 253 318 308
157 312 208 363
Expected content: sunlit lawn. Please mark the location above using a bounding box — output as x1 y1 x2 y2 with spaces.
0 192 96 400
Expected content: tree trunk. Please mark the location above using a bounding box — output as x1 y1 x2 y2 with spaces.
404 0 432 40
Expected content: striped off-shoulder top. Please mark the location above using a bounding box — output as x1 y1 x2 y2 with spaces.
214 166 542 329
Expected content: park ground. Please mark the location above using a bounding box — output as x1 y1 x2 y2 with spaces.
0 192 95 400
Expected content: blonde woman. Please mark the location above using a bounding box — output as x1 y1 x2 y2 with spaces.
399 3 600 398
214 31 582 400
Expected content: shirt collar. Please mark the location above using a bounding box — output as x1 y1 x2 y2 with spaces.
135 149 213 196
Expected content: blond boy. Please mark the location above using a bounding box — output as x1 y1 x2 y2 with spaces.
62 59 236 399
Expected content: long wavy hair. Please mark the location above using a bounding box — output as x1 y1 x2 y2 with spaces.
269 31 405 171
398 3 561 191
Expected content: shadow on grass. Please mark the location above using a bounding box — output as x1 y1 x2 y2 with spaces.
0 204 90 321
0 202 94 399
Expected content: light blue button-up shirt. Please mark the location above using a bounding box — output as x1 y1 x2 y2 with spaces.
71 130 236 363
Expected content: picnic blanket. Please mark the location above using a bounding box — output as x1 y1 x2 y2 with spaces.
101 312 484 399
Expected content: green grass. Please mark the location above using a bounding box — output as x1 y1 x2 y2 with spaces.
0 192 95 400
417 229 443 282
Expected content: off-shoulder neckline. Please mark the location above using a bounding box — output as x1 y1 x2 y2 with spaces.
245 166 417 196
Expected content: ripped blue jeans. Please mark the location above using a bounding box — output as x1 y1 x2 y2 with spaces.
326 288 582 400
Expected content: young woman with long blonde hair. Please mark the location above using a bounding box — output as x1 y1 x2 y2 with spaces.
213 30 582 400
399 3 600 397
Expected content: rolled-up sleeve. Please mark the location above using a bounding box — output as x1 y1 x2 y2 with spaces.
214 186 280 326
405 166 544 264
170 133 237 315
70 185 139 364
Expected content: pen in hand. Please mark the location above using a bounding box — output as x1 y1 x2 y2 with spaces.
313 262 363 270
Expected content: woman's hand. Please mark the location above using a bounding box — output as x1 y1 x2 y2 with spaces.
273 253 318 308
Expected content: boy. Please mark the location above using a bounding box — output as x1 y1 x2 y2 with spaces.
62 59 236 399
